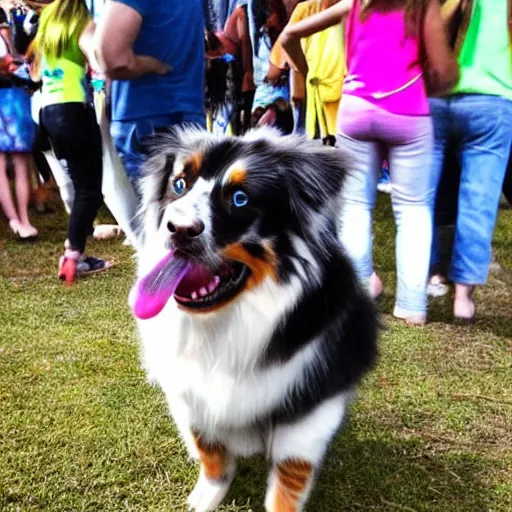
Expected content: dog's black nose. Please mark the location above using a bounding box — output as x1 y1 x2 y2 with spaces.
167 219 204 238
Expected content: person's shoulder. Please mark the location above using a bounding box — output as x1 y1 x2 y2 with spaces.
112 0 152 18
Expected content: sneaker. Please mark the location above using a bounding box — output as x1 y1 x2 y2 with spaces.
427 275 450 297
377 167 392 194
59 254 109 285
76 256 109 275
377 182 392 194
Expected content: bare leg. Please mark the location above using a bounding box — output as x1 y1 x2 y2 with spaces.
0 153 21 224
11 153 37 234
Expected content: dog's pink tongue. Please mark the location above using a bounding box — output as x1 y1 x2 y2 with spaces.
131 252 190 320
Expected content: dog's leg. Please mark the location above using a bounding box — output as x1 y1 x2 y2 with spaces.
187 433 236 512
265 393 349 512
265 458 315 512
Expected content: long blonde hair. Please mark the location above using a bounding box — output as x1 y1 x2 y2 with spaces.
33 0 89 62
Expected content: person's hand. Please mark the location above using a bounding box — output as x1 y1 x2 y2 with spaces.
154 60 172 75
156 63 172 75
264 63 283 85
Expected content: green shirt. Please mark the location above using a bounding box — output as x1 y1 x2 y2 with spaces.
40 39 87 107
452 0 512 99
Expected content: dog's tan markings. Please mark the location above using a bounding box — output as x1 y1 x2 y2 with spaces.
273 459 313 512
185 152 203 178
193 433 228 481
169 152 204 194
228 168 247 186
222 241 278 289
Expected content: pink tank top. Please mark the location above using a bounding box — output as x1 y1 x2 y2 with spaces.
342 2 429 116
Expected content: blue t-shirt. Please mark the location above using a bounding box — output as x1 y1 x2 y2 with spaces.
111 0 205 122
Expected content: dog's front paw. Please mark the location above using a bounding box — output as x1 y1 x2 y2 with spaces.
187 471 235 512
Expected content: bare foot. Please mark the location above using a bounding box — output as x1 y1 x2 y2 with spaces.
393 306 427 326
17 223 38 239
453 284 476 321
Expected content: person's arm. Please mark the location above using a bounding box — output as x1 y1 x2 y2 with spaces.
280 0 353 76
266 2 304 83
423 0 460 93
94 1 170 80
78 20 101 73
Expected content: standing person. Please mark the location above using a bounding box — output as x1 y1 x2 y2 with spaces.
248 0 291 129
428 0 512 320
0 7 38 240
33 0 108 283
281 0 459 325
269 0 345 139
95 0 206 192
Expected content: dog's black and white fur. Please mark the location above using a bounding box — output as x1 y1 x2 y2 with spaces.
133 127 378 512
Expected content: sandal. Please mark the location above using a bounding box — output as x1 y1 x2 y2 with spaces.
59 254 111 285
58 256 77 285
9 220 38 241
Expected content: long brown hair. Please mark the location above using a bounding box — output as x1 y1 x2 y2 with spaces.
359 0 429 34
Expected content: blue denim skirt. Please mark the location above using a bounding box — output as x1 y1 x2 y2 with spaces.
0 87 36 153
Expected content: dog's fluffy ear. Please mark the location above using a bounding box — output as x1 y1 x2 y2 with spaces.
138 131 180 212
138 126 216 210
280 137 347 232
136 131 181 242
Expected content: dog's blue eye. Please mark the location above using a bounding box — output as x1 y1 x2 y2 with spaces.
172 177 187 195
233 190 249 208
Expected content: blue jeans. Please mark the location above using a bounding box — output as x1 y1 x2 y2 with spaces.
430 95 512 285
337 97 435 316
111 112 206 189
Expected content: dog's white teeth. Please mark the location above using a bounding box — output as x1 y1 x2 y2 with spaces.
214 275 221 285
191 291 198 300
199 287 208 297
208 282 217 293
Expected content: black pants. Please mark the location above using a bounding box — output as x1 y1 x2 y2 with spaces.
40 103 103 253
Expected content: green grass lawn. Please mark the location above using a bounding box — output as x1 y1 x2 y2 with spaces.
1 196 511 512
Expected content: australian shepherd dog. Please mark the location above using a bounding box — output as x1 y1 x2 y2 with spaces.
130 127 378 512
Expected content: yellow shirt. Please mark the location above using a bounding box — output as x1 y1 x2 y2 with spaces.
271 0 346 138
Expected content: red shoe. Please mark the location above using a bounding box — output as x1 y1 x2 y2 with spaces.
58 256 77 285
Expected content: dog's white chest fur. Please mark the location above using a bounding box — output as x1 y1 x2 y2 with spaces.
137 275 311 435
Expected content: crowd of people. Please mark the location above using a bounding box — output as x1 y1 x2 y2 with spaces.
0 0 511 326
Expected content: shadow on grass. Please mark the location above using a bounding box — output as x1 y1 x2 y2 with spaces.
225 428 492 512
